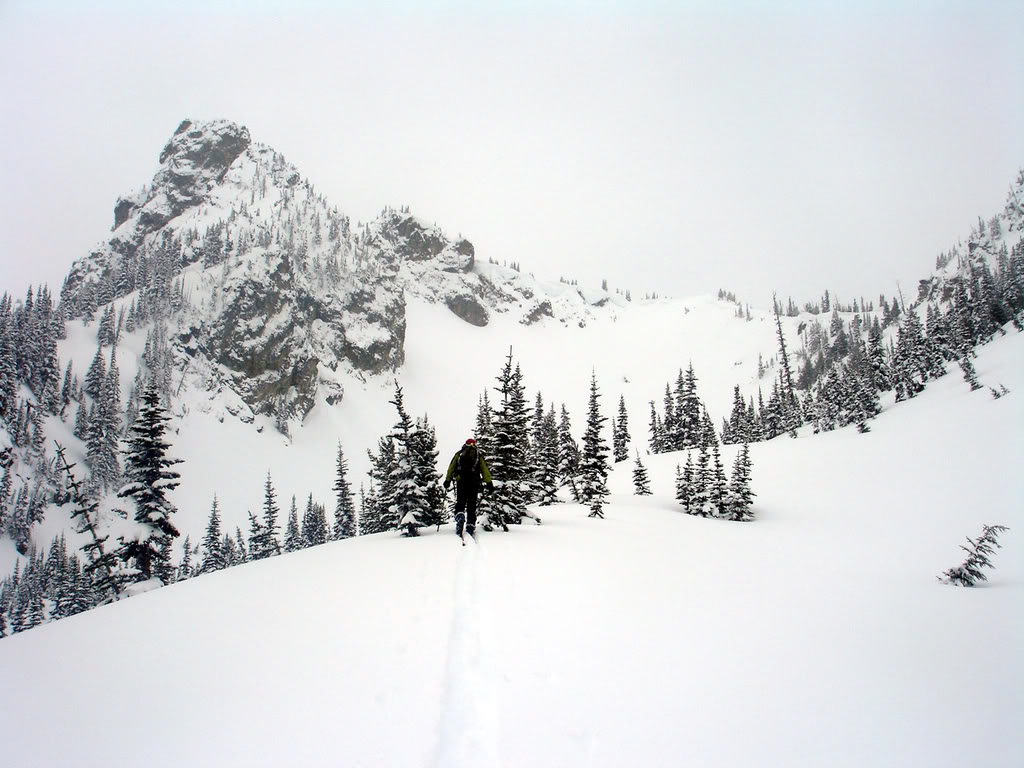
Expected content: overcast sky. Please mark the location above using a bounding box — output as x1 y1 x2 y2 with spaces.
1 0 1021 309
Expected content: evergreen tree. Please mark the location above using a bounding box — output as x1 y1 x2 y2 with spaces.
632 450 652 495
580 371 610 518
678 363 702 449
384 382 430 537
412 415 445 529
366 437 397 532
177 535 194 581
710 442 728 517
284 496 302 552
724 384 748 444
200 495 225 574
247 511 268 561
97 305 116 347
359 483 381 537
84 346 106 401
613 394 630 462
772 295 800 430
301 494 329 546
535 404 561 506
488 351 532 529
116 384 182 584
234 526 248 563
332 443 356 540
558 404 582 502
940 524 1010 586
73 400 89 441
661 382 678 450
55 443 120 602
692 442 711 516
958 353 983 391
727 443 755 521
261 471 282 557
648 400 665 454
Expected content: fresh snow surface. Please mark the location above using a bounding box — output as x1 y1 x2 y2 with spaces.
1 326 1021 767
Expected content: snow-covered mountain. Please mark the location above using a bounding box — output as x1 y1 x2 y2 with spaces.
0 117 1022 764
59 119 635 428
0 117 1021 567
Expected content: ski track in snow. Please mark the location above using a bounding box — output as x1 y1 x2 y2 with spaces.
432 533 503 768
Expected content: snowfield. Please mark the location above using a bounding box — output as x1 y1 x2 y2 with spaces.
1 326 1021 767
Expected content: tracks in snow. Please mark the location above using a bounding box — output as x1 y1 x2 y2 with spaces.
432 534 502 768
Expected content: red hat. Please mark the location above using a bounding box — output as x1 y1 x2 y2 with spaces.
465 438 476 445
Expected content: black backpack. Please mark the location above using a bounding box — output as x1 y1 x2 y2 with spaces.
458 445 478 479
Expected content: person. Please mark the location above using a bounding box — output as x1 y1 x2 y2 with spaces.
444 438 493 537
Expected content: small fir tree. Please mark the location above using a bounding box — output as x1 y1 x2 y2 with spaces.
940 525 1010 586
200 496 225 574
613 394 630 463
284 495 302 552
632 451 652 495
580 371 610 518
332 443 357 540
727 443 755 522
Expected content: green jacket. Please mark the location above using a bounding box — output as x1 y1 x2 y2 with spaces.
446 446 493 486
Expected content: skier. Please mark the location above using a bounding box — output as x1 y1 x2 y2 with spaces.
444 438 493 538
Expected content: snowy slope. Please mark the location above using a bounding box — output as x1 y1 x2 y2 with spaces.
1 328 1020 767
6 289 790 577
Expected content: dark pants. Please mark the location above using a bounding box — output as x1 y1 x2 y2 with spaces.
454 481 480 530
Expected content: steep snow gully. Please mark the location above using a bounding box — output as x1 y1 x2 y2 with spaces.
433 535 502 768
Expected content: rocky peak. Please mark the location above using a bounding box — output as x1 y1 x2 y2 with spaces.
112 119 251 239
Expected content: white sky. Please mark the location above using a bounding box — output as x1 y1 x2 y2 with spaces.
1 0 1021 308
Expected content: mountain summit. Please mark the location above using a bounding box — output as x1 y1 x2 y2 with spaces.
58 119 627 426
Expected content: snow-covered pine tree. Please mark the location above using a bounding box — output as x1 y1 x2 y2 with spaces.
710 442 728 517
200 496 225 573
261 472 282 557
472 390 496 523
284 495 302 552
727 443 755 521
674 463 686 506
558 403 582 502
534 404 561 505
488 352 532 529
613 394 630 462
247 511 268 560
692 442 711 517
301 494 329 546
177 535 194 581
633 450 652 495
332 443 356 539
772 295 800 431
366 437 397 531
580 371 610 518
648 400 665 454
233 526 248 563
412 414 445 529
939 524 1010 586
84 346 106 401
958 353 983 391
385 382 430 537
358 483 377 537
678 364 702 449
661 382 678 451
55 442 121 602
116 383 182 585
679 452 694 513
